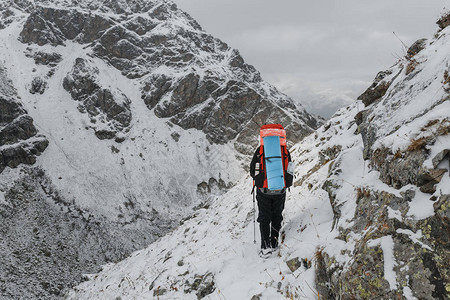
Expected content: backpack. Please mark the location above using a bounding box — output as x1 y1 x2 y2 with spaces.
255 124 293 191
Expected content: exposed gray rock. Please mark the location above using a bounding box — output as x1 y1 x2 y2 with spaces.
0 137 49 172
94 129 117 140
357 70 393 107
371 147 428 189
318 145 342 165
19 8 65 46
0 96 24 125
432 149 449 168
317 189 449 299
29 76 47 94
0 93 48 173
0 115 37 145
90 7 208 79
286 257 302 272
437 11 450 30
314 250 333 300
153 288 167 296
63 57 132 139
407 38 427 58
369 121 448 193
322 179 342 230
0 4 15 29
142 72 317 155
196 177 232 195
19 6 114 46
196 273 215 299
170 132 180 142
320 152 345 230
251 294 262 300
184 272 215 299
354 109 364 126
33 51 62 66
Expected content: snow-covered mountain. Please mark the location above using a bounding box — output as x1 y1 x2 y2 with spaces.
66 14 450 300
0 0 322 298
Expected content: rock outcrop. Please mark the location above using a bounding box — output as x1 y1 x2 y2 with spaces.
437 11 450 30
29 76 47 94
0 66 48 173
313 25 450 300
19 6 114 46
63 57 132 140
32 51 62 66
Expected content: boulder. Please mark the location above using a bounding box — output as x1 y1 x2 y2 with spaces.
33 51 62 66
0 95 48 173
437 12 450 30
407 38 427 58
29 77 47 94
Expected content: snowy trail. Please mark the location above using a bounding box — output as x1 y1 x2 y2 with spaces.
66 167 340 299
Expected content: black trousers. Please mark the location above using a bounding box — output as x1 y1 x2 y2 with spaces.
256 189 286 249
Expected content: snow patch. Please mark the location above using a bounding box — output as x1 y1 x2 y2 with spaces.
368 235 397 290
403 286 418 300
387 207 402 222
396 229 432 251
406 190 435 220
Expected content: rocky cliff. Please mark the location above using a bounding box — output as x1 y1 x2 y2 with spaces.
0 0 321 298
66 14 449 300
313 17 450 299
0 65 48 173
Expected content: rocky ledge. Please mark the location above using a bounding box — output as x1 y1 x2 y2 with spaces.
0 66 48 174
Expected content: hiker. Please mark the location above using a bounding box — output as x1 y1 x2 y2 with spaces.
250 124 293 257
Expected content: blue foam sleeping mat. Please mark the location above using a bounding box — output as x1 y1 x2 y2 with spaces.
263 135 285 190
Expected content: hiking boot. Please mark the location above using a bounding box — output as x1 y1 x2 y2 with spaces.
259 248 273 258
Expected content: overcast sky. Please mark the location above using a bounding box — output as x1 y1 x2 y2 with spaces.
172 0 449 118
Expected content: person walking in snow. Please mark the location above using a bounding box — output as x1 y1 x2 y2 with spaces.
250 124 293 257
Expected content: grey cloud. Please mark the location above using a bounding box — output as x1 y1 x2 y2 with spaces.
268 74 370 118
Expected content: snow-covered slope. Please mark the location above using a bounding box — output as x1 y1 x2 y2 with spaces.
0 0 322 298
67 18 450 300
